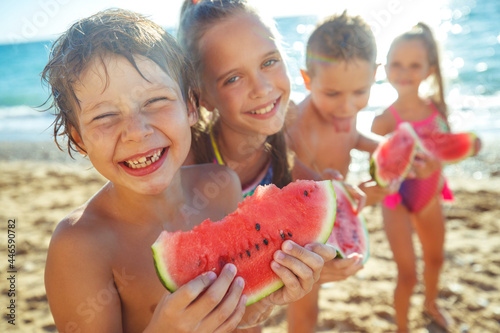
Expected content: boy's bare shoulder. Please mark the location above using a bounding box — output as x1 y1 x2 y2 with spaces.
181 163 242 201
48 197 117 262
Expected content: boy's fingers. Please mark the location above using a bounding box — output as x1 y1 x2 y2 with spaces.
213 293 247 333
173 271 217 309
187 264 237 318
304 242 337 263
203 277 246 332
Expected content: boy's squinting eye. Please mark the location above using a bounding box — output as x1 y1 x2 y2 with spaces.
146 97 169 106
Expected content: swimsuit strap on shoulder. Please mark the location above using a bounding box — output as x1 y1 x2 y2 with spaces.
388 105 403 125
209 123 225 165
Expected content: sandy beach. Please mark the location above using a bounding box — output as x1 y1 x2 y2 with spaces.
1 141 499 332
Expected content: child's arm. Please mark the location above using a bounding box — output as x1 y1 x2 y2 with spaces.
354 130 384 154
45 220 124 332
46 217 246 333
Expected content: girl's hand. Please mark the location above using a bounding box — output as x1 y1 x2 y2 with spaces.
146 264 246 333
267 241 336 305
412 151 441 178
318 253 364 284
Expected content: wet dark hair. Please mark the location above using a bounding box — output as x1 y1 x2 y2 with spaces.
41 8 198 157
306 11 377 77
178 0 292 188
388 22 447 118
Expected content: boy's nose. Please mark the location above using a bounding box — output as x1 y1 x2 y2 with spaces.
121 114 154 142
249 73 272 99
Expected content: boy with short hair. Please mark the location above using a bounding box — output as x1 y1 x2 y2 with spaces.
286 11 389 333
42 9 334 332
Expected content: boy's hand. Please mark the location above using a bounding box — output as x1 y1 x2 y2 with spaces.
267 241 336 305
342 182 367 214
318 253 363 284
359 180 396 207
147 264 246 333
321 168 344 181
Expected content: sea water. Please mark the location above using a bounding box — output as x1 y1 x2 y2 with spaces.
0 0 498 176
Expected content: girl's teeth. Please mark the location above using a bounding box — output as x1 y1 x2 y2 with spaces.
251 102 275 115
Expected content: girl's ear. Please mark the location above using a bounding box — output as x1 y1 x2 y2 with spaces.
69 126 87 156
373 63 380 82
300 69 311 90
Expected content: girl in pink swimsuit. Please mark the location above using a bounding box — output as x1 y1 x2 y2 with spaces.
372 23 456 332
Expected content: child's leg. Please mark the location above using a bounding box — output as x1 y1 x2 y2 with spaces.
286 283 320 333
382 204 417 332
412 196 450 327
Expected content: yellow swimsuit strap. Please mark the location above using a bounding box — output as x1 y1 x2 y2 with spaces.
209 123 225 165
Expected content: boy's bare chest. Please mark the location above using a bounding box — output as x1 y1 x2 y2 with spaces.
110 232 169 332
296 126 357 177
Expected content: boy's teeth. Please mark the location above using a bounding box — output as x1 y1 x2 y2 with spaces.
250 102 275 115
125 148 163 169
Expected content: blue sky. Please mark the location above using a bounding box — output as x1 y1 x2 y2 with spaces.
1 0 443 47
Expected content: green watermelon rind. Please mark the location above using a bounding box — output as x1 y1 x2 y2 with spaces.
152 236 178 293
330 180 370 264
370 122 419 188
151 180 337 306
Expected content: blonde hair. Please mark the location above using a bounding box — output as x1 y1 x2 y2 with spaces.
388 22 448 118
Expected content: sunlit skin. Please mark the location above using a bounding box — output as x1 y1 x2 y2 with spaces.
197 12 290 187
45 54 255 332
288 59 378 178
371 38 460 332
72 55 197 196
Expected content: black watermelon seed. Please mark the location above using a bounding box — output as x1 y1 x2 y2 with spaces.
246 250 251 257
304 190 308 196
239 253 243 259
255 244 260 251
255 223 261 231
263 239 269 245
280 231 285 240
288 232 293 237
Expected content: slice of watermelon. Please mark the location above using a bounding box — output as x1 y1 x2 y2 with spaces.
327 180 369 263
152 180 336 305
418 131 479 164
370 122 419 187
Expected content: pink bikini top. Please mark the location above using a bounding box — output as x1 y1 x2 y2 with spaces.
388 102 449 137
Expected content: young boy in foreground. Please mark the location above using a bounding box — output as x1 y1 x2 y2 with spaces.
286 12 390 333
42 9 334 332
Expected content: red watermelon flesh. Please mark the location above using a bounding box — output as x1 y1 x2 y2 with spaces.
152 180 336 305
370 122 419 187
327 181 369 263
418 131 479 164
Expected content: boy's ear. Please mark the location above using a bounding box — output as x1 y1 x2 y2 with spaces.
300 69 311 90
69 126 87 156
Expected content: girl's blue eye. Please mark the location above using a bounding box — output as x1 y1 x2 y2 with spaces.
263 59 277 67
225 76 239 84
